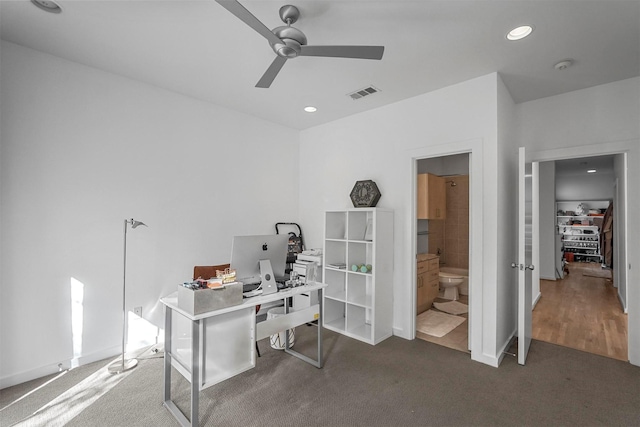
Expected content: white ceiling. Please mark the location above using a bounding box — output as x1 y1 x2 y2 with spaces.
555 155 615 176
1 0 639 130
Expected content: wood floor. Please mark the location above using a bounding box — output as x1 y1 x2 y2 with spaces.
416 294 470 354
416 263 627 360
533 262 628 361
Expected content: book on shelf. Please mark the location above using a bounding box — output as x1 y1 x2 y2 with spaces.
327 262 347 269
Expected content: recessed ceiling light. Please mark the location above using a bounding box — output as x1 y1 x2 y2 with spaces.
31 0 62 13
587 169 597 173
507 25 533 41
304 106 317 113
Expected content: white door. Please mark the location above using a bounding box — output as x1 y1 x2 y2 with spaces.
515 147 535 365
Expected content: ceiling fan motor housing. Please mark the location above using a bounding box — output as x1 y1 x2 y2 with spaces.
271 25 307 58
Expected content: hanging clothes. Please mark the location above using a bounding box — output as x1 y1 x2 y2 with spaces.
600 202 614 267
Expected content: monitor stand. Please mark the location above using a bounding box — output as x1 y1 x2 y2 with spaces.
259 259 278 295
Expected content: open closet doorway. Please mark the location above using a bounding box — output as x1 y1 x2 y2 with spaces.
414 153 471 354
532 154 628 361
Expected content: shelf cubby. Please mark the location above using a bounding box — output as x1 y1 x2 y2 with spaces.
347 241 371 269
325 211 347 240
324 269 346 301
324 299 346 332
324 240 346 267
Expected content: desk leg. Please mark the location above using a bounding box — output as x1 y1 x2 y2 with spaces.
190 319 200 427
163 306 172 403
163 307 200 427
317 288 323 368
285 298 291 351
284 288 324 368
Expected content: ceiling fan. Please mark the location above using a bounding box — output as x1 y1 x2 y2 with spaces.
215 0 385 88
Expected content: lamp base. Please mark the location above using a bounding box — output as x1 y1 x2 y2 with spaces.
107 358 138 374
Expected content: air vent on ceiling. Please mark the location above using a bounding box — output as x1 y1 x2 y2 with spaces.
347 85 380 100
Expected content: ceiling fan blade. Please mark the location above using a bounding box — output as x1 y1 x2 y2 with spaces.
300 45 384 60
256 56 288 88
216 0 283 46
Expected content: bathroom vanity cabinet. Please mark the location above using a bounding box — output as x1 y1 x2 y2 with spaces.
322 208 394 345
417 253 439 314
417 173 446 219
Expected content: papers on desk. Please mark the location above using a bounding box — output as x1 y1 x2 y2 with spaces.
242 289 263 298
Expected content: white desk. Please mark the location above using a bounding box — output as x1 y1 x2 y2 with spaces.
160 282 326 427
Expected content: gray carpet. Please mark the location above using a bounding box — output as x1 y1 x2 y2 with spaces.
2 327 639 426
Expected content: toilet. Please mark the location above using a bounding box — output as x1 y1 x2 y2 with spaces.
438 272 465 300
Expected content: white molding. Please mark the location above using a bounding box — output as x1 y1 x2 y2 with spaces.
392 327 410 339
529 138 638 366
532 291 542 310
0 345 120 389
405 138 485 363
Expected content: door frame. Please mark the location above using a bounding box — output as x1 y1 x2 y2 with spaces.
406 138 484 363
528 140 634 361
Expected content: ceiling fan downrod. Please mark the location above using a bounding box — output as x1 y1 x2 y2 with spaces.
271 5 306 58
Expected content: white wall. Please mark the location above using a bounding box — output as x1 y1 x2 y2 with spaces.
538 161 556 281
516 77 640 365
495 75 518 357
0 42 300 387
298 74 512 366
3 41 638 389
555 171 615 201
417 153 469 175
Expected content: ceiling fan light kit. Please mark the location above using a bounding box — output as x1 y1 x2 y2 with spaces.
216 0 385 88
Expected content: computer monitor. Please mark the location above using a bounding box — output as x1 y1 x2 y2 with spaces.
230 234 288 290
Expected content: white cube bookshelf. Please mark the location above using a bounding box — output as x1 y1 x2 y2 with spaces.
322 208 394 345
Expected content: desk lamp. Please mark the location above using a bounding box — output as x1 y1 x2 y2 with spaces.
108 218 147 374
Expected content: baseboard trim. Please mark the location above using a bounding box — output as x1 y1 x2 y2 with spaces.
618 292 628 314
0 345 121 390
392 326 411 340
0 337 164 390
532 291 542 309
471 351 501 368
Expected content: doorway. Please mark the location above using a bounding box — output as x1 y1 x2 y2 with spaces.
530 152 628 361
414 154 471 354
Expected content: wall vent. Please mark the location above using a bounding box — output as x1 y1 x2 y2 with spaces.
347 85 380 100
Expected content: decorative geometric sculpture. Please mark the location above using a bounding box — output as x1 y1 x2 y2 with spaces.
350 180 381 208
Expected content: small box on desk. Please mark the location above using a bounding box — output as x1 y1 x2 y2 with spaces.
177 282 242 315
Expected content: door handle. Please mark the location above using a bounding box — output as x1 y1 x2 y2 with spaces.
511 262 519 269
525 265 535 271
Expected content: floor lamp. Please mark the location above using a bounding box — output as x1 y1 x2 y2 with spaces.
108 218 147 374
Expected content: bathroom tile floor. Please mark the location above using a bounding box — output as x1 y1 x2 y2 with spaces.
416 294 470 354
